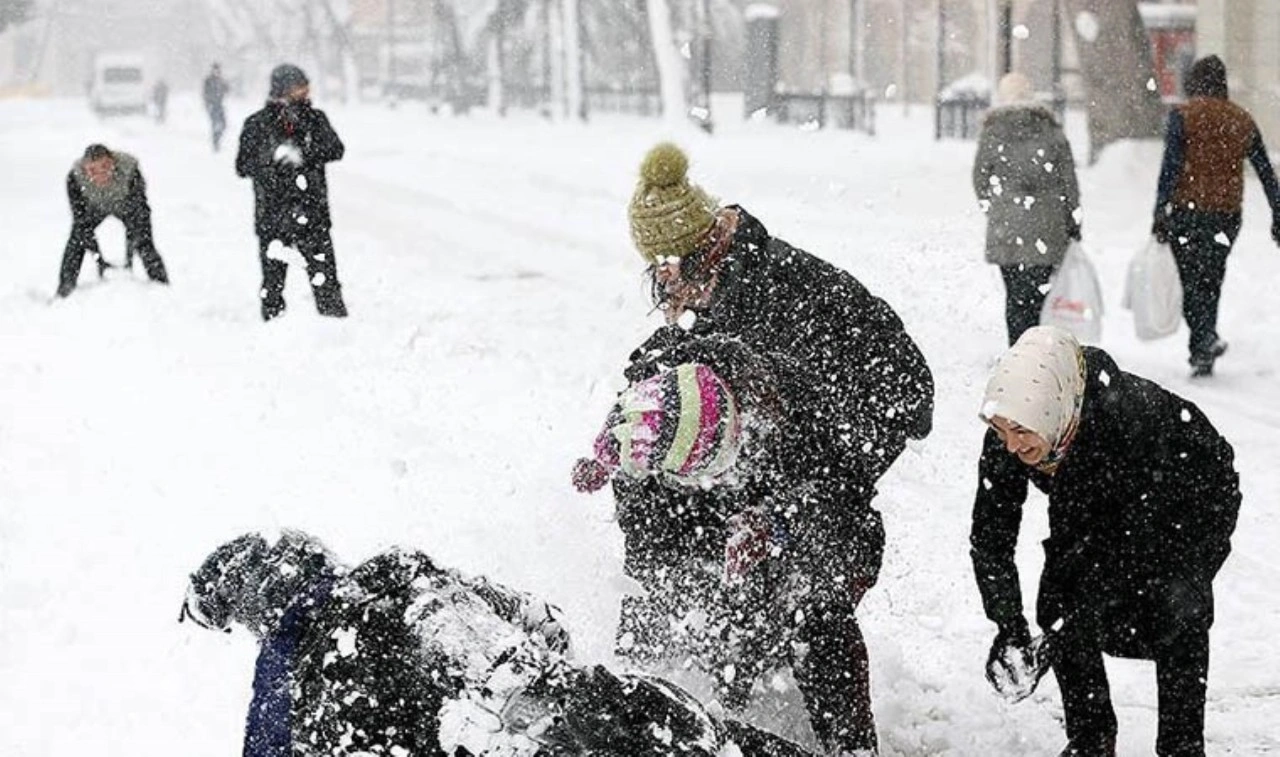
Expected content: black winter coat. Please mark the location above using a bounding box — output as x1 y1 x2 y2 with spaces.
616 207 933 605
970 348 1240 653
235 101 344 241
278 550 569 756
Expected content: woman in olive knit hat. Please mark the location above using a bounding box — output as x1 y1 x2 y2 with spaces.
606 142 936 755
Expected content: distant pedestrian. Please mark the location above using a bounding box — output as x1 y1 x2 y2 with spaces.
203 63 230 152
235 64 347 320
1152 54 1280 376
57 144 169 298
152 79 169 123
973 72 1083 346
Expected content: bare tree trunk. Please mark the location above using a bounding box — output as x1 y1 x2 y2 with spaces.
315 0 361 103
647 0 687 126
561 0 585 121
1062 0 1165 162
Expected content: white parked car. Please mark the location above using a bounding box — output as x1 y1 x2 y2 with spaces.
90 54 149 116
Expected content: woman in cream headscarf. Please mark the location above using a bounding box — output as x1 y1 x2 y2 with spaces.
970 326 1241 757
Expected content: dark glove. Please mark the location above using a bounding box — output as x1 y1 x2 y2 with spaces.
1152 216 1170 245
1271 219 1280 247
985 621 1037 699
1067 221 1082 242
983 622 1054 707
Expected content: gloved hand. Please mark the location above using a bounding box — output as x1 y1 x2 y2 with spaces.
723 507 780 585
571 458 611 493
273 141 304 167
1271 219 1280 247
985 622 1051 702
1067 221 1082 242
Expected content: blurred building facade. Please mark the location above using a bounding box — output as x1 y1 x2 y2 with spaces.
1197 0 1280 145
0 0 216 96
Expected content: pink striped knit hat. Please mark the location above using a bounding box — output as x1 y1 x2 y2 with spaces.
573 363 743 492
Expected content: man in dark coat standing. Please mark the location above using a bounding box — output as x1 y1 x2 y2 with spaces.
971 326 1241 757
605 143 935 755
1152 54 1280 376
57 143 169 298
236 64 348 321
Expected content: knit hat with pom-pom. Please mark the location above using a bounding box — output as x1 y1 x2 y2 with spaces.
628 143 718 264
572 362 742 492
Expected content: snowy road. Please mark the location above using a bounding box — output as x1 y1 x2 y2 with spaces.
2 95 1277 755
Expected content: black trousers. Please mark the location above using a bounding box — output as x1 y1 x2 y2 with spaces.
1000 264 1056 346
1168 210 1240 365
1050 577 1213 757
258 232 347 321
59 211 169 297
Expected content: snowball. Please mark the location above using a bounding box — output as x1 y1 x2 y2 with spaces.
333 626 359 658
295 175 309 190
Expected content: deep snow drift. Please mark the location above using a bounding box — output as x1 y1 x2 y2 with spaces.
1 95 1278 755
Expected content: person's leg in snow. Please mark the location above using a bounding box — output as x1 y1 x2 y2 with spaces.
122 208 169 284
1049 623 1119 756
258 238 289 321
57 220 104 297
296 232 347 317
1000 264 1055 347
1154 627 1209 757
1168 210 1239 374
792 602 877 754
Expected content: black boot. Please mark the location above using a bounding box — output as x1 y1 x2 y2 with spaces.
1189 339 1227 378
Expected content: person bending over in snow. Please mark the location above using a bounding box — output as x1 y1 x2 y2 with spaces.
586 142 934 756
180 529 811 756
970 326 1241 757
57 144 170 298
236 64 347 321
574 336 893 757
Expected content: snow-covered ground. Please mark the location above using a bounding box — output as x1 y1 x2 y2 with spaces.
2 94 1278 755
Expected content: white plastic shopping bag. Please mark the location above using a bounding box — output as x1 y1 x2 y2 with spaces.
1122 237 1183 341
1040 242 1104 343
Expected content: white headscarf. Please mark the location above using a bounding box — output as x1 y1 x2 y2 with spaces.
980 326 1086 448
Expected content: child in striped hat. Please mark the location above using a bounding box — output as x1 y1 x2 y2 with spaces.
573 362 743 493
